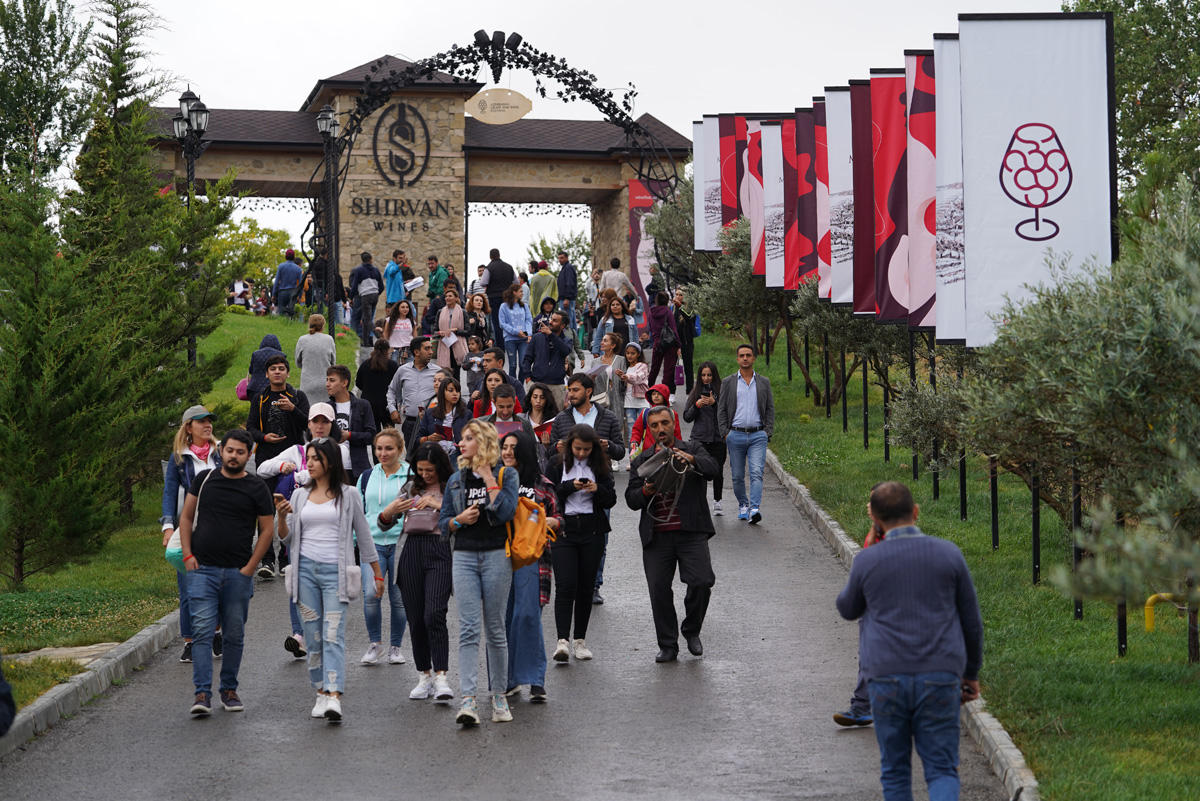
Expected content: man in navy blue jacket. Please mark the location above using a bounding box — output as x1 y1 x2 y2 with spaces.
555 251 578 330
521 310 574 408
836 481 983 801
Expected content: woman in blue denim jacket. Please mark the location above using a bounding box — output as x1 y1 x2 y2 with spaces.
437 420 520 727
498 284 533 381
161 405 222 664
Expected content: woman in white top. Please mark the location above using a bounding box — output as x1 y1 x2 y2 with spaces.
294 314 337 401
385 299 416 362
274 437 382 723
544 425 617 662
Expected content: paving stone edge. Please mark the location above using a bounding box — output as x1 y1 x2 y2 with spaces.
765 449 1040 801
0 607 180 759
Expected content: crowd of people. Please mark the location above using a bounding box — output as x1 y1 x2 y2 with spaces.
162 244 986 799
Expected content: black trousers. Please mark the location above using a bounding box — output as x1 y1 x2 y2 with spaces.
679 337 695 393
551 514 606 640
396 534 453 672
698 440 727 502
642 530 715 651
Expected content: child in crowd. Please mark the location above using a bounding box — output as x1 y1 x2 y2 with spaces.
628 383 681 458
462 336 486 397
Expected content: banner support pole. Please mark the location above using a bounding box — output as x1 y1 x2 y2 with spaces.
989 455 999 550
804 335 810 396
823 334 831 418
841 348 848 432
862 354 869 450
1032 460 1041 585
929 333 938 499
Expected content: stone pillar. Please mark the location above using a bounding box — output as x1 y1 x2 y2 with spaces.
590 182 629 275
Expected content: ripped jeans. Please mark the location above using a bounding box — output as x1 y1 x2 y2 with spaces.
297 559 348 693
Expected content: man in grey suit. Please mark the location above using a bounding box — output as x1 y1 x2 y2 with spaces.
717 343 775 525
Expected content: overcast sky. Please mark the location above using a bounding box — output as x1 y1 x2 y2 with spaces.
134 0 1061 268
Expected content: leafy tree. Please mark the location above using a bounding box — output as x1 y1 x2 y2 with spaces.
0 0 92 180
1065 0 1200 189
0 0 236 588
208 216 291 287
526 229 592 273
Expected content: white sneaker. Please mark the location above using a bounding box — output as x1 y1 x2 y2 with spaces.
491 694 513 723
409 673 435 700
713 500 724 516
360 642 383 665
433 672 454 702
310 694 328 718
323 695 343 722
388 646 406 664
611 460 622 473
553 639 570 663
573 638 593 660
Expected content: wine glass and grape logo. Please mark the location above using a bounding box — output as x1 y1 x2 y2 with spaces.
999 123 1072 242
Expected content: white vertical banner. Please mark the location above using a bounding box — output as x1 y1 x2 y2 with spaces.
761 121 786 288
933 34 966 342
825 88 855 305
959 13 1114 347
702 115 722 250
692 120 707 251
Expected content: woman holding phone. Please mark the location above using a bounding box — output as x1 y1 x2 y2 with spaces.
274 437 383 723
438 421 520 727
683 362 726 515
545 424 616 663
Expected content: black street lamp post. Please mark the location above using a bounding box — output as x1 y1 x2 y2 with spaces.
316 104 340 321
173 88 209 365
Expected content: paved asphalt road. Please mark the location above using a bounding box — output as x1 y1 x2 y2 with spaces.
1 464 1005 801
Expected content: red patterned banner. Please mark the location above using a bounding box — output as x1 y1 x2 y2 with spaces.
814 99 832 300
781 119 800 290
719 114 739 227
794 109 819 288
743 121 766 276
850 80 876 315
906 51 937 329
870 69 910 323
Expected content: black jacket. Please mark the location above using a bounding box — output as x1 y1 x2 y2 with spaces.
682 389 721 443
546 458 616 532
247 384 310 463
327 394 377 476
625 439 719 547
549 406 626 462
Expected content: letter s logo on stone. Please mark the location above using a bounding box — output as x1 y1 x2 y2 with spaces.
372 103 430 187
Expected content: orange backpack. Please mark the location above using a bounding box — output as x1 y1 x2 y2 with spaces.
498 467 554 569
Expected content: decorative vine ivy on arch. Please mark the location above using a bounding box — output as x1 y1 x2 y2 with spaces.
300 30 682 277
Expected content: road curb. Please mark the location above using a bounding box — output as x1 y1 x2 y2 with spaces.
764 449 1040 801
0 608 180 760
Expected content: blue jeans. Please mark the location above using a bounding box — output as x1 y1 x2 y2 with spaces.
452 549 512 697
298 559 348 693
504 339 528 381
186 566 254 694
362 543 407 646
868 671 962 801
726 429 768 509
176 570 192 639
505 562 546 687
358 294 379 347
275 288 296 318
559 298 576 330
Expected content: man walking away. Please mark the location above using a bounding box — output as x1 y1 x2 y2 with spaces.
521 310 573 409
179 430 276 716
481 248 515 349
625 406 719 662
717 343 774 525
350 252 383 347
556 250 579 331
836 481 983 801
273 249 303 318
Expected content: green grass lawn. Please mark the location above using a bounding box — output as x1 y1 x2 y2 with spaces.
693 334 1200 801
0 310 365 707
3 658 85 712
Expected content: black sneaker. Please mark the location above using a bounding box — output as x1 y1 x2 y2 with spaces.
219 689 244 712
256 563 275 580
530 685 548 703
592 588 604 605
179 642 193 663
212 632 223 658
190 692 212 716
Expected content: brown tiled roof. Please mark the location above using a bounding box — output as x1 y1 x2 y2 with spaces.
302 55 480 110
152 107 322 148
464 113 690 155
